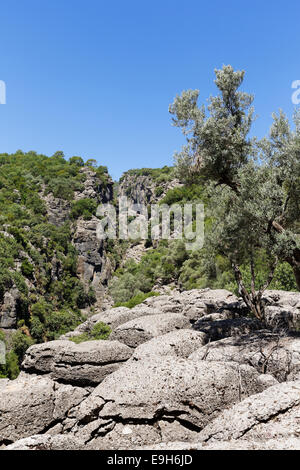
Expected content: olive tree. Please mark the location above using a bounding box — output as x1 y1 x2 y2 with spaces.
169 65 300 321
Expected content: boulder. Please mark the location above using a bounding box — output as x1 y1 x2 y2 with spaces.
189 331 300 382
110 313 190 348
198 380 300 445
60 306 163 340
66 357 276 449
130 329 207 362
264 305 300 331
0 373 88 444
193 317 261 341
22 340 132 386
262 290 300 308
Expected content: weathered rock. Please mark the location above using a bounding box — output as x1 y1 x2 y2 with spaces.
110 313 190 348
264 305 300 331
193 317 261 341
198 380 300 445
40 191 70 226
262 290 300 308
130 329 207 362
189 331 300 382
118 171 181 205
22 340 132 386
180 289 240 321
0 373 88 444
60 289 246 341
67 357 276 449
5 434 85 450
0 287 21 329
141 438 300 450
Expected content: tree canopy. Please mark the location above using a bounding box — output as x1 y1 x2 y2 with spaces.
170 65 300 320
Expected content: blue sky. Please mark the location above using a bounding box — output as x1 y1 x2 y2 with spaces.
0 0 299 180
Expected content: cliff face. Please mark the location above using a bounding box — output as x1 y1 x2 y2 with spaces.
118 167 181 205
0 162 180 332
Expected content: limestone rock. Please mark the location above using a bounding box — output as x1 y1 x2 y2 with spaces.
193 317 261 341
67 357 275 449
22 340 132 386
198 380 300 445
5 434 85 450
0 373 88 444
110 313 190 348
130 329 207 361
0 287 21 329
189 331 300 382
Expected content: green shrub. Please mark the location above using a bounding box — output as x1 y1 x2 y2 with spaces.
21 259 34 278
70 198 97 220
114 291 159 308
69 321 111 344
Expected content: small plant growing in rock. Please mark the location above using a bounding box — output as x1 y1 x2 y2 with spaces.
69 322 111 344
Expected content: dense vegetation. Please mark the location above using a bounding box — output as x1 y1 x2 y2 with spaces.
119 166 174 184
0 150 110 378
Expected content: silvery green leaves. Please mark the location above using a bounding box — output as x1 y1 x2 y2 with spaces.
170 65 300 319
169 65 255 193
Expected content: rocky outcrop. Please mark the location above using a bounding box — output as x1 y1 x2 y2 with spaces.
64 358 275 449
2 287 300 450
198 380 300 446
0 287 21 328
193 317 262 341
130 329 207 362
110 313 190 348
5 435 86 451
118 170 180 206
0 373 88 444
22 340 132 386
61 288 240 341
189 331 300 383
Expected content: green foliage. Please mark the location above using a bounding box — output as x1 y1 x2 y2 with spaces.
160 184 206 206
0 350 20 379
109 240 189 303
96 165 110 188
69 156 84 167
11 330 35 362
69 321 111 344
0 151 109 377
119 166 174 184
170 65 300 318
21 259 34 278
70 198 97 220
114 291 159 308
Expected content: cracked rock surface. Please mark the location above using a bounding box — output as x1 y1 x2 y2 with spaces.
110 313 190 348
0 373 88 444
2 288 300 450
65 357 276 449
198 380 300 445
22 340 133 386
189 331 300 382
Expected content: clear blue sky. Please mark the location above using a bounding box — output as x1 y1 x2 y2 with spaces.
0 0 299 180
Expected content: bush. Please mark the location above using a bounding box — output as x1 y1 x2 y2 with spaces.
69 321 111 344
114 291 159 308
21 259 34 278
70 198 97 220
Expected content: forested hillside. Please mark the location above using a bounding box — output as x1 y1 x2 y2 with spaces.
0 135 298 378
0 150 112 377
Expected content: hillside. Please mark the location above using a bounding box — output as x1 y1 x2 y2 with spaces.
0 152 297 379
